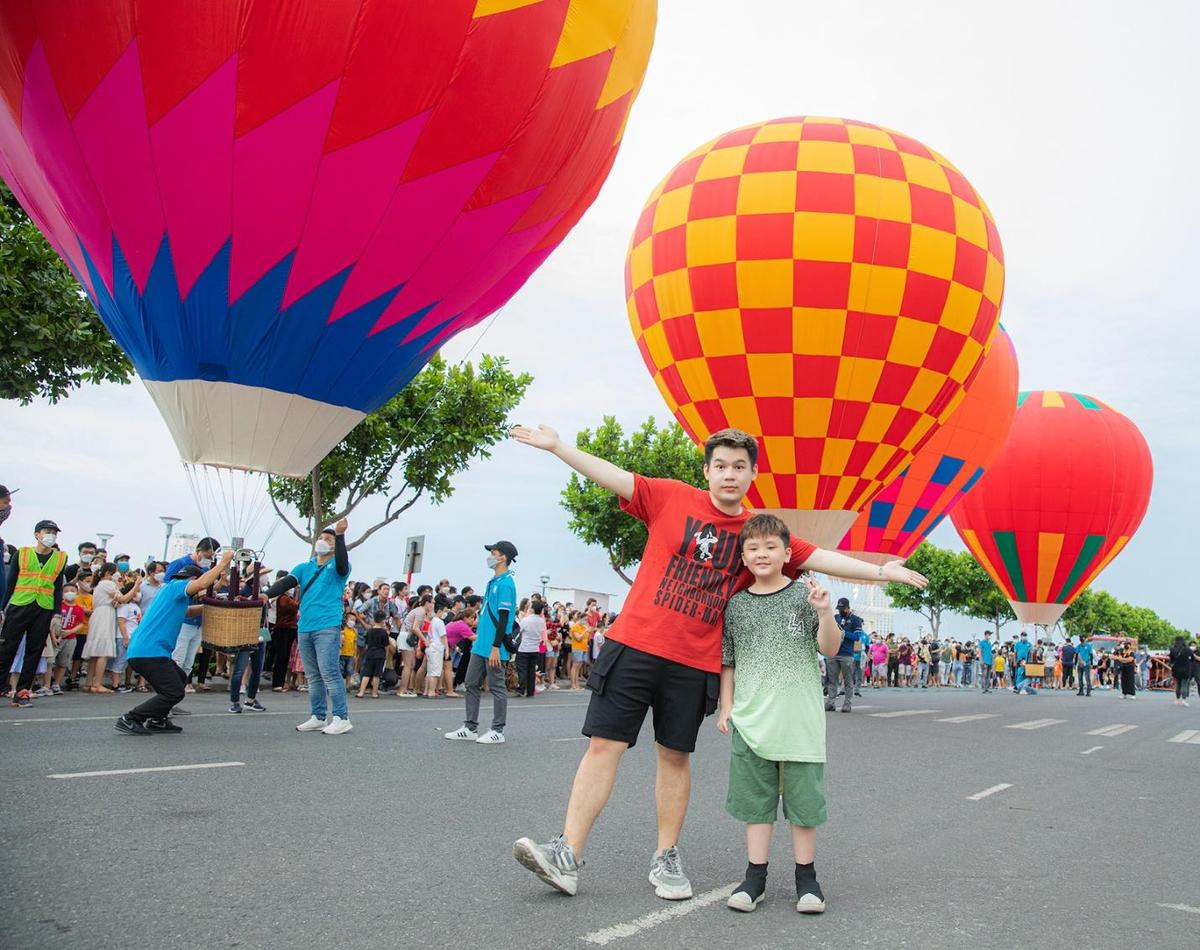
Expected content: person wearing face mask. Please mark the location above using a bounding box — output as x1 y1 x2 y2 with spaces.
163 537 221 688
52 582 87 693
139 562 167 615
264 520 353 735
0 519 67 708
445 540 519 745
64 541 98 585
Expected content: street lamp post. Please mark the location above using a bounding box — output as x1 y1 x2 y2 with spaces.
539 572 550 599
96 532 113 553
159 516 181 561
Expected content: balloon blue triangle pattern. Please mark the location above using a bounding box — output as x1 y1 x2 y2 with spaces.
78 235 450 414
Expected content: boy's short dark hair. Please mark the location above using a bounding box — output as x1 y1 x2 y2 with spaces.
373 610 385 623
704 428 759 467
738 513 790 550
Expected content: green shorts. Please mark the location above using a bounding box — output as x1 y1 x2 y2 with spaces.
726 729 827 826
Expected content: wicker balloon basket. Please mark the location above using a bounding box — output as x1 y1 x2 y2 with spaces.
200 557 264 653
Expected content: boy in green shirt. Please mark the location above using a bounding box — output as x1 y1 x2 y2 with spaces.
717 514 842 914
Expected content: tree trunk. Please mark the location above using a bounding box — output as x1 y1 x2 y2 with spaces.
310 466 323 555
609 556 634 587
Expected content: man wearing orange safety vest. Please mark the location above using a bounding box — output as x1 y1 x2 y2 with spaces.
0 519 67 708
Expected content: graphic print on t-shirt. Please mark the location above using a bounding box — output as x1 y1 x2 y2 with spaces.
653 514 746 626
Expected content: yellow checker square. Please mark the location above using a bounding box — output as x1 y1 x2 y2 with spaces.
721 395 762 434
674 357 719 402
940 283 983 335
907 223 957 280
792 308 846 355
752 122 805 144
762 435 796 474
854 174 911 222
857 402 899 443
886 317 938 367
819 438 855 476
793 211 856 262
696 145 750 182
736 171 797 214
793 397 833 438
845 124 895 148
900 367 946 413
899 412 936 451
848 263 906 315
794 474 819 508
628 238 653 291
641 321 672 370
746 353 793 397
983 255 1004 304
900 152 950 192
686 216 737 268
755 477 780 508
653 185 694 232
736 259 793 308
678 402 706 438
650 373 678 412
948 339 984 384
952 196 988 249
833 357 885 402
624 298 641 340
693 308 746 356
796 140 855 174
652 268 693 320
830 475 860 509
862 442 900 481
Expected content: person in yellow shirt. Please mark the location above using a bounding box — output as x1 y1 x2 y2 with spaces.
568 613 590 690
339 610 357 688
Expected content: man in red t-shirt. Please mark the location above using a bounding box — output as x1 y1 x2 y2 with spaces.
510 424 927 900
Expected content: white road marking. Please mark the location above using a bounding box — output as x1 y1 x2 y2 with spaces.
1168 730 1200 744
552 736 589 742
936 714 999 723
1080 746 1104 755
1158 902 1200 915
966 783 1013 801
869 709 940 718
580 883 735 945
1005 718 1066 730
1087 723 1137 737
49 761 244 780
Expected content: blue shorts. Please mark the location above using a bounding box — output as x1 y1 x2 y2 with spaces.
572 650 588 662
339 655 355 678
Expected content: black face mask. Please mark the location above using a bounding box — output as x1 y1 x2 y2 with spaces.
0 506 9 526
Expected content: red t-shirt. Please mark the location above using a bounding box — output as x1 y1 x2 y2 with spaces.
59 603 86 639
607 476 817 673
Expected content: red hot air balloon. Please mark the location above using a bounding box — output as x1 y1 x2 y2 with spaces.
839 326 1018 563
949 391 1153 626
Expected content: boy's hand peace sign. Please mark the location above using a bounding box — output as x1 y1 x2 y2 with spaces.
804 575 831 612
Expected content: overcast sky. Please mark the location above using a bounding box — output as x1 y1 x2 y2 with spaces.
2 1 1195 634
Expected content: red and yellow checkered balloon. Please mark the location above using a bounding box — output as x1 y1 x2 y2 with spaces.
625 117 1005 546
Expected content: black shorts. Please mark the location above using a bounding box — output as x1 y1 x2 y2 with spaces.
361 656 385 679
581 641 717 753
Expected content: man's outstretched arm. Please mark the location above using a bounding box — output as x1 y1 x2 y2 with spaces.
511 424 635 502
801 548 928 589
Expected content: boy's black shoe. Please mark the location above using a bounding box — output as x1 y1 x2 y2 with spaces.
114 715 151 736
727 862 767 912
795 862 826 914
144 718 183 734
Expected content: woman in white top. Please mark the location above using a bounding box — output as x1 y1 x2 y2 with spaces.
515 600 547 698
81 564 119 692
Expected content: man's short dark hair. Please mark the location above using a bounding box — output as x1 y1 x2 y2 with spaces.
78 541 96 552
704 428 758 467
739 513 789 550
373 610 385 623
197 537 220 553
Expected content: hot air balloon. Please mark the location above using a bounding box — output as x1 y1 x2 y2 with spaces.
0 0 656 484
839 326 1018 563
949 391 1153 626
625 117 1004 546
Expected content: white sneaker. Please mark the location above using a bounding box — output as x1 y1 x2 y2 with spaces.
296 715 328 732
444 727 479 741
476 730 506 744
322 716 353 735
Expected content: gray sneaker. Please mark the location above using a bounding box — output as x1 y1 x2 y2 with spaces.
513 835 583 896
649 846 693 900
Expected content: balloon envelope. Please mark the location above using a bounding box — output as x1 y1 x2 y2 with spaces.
625 117 1004 546
840 326 1018 562
949 390 1153 625
0 0 656 475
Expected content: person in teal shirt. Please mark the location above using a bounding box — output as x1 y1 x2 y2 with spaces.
977 631 994 692
445 540 517 745
1075 635 1094 696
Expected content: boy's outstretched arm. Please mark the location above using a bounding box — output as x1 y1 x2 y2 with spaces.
511 424 635 501
800 548 928 589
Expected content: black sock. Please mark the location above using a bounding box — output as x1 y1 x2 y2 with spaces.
795 861 823 900
733 861 768 901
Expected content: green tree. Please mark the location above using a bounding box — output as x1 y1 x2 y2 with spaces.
268 354 531 550
960 555 1017 636
884 543 974 637
0 183 133 402
560 416 705 585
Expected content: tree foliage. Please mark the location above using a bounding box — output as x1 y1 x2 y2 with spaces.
560 416 705 585
960 555 1018 635
884 543 975 637
0 183 133 402
268 354 531 550
1062 587 1187 648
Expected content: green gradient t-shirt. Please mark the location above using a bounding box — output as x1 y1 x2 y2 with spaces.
721 580 825 763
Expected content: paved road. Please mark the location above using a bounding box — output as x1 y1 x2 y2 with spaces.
1 683 1197 949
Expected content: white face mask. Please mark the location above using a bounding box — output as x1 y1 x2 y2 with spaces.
315 540 332 556
64 591 77 603
154 572 165 583
198 557 213 569
486 555 499 570
40 532 58 547
80 553 94 565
